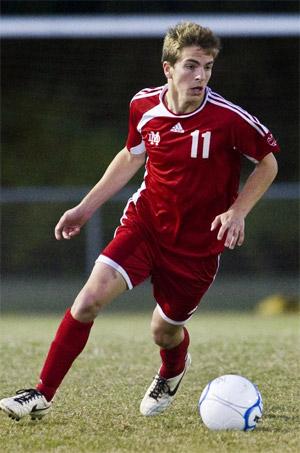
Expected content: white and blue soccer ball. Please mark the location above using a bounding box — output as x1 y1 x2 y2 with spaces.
198 374 263 431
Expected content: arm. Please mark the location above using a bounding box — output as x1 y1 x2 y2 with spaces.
55 147 146 240
211 152 278 249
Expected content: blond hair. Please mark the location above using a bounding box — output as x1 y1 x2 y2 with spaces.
162 22 221 65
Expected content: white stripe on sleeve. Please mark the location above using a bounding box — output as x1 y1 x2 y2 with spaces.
130 140 146 154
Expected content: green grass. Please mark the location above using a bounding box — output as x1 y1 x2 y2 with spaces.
0 313 299 452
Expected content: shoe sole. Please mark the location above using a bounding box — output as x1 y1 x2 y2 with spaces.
0 404 49 421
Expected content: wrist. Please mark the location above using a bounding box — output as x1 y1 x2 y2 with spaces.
228 204 248 218
77 200 96 221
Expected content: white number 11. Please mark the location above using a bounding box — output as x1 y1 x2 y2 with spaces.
190 130 211 159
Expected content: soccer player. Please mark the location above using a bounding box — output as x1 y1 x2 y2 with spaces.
0 22 279 420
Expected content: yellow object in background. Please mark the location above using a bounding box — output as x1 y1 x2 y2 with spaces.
256 294 300 315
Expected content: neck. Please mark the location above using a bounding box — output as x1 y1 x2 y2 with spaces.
165 86 205 114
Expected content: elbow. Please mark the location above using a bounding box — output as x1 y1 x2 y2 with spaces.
261 152 278 183
271 155 278 181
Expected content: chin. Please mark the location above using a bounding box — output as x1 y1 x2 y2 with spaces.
187 94 203 102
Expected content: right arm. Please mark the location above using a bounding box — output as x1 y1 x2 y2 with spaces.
55 147 146 240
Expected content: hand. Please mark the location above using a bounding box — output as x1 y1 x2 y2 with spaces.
211 209 245 250
54 205 89 240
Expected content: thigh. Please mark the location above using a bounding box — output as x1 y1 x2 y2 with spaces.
96 220 154 289
71 261 127 320
83 261 127 302
151 305 183 335
152 254 220 325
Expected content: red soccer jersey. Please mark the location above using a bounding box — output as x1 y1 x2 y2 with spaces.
124 84 279 258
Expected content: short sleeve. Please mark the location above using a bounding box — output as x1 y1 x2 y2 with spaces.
125 102 146 155
232 114 280 163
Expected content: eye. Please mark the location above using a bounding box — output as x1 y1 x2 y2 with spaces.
185 64 195 70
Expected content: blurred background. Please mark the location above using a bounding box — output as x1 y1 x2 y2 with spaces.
1 1 299 314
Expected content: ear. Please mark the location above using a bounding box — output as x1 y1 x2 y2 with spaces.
163 61 173 79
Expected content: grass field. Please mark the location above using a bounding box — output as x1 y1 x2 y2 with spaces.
0 313 299 452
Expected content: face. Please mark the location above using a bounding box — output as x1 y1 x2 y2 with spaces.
163 46 214 112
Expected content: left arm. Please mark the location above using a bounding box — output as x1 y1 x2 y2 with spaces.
211 152 278 249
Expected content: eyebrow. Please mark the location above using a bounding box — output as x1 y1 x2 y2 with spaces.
185 58 214 65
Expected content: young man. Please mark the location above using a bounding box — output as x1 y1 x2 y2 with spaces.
0 22 279 421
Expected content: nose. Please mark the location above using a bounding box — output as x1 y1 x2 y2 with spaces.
195 68 205 81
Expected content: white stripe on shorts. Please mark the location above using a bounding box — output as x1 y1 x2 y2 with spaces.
96 254 133 290
156 303 194 326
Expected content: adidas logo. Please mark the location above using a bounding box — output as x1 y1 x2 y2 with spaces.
170 122 185 133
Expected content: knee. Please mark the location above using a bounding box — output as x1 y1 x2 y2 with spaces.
71 278 112 321
151 322 179 349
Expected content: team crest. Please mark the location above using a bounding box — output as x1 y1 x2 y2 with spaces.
148 131 160 146
267 133 277 147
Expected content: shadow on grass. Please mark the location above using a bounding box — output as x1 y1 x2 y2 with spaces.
258 411 299 432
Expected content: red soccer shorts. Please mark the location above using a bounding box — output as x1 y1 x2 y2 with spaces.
96 218 219 325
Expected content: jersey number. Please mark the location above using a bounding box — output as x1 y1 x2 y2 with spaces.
190 130 211 159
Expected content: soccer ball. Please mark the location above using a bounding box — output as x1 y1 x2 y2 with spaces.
198 374 263 431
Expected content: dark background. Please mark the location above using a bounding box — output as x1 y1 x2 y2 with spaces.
2 0 299 14
2 36 299 186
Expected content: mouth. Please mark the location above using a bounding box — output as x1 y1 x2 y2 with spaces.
190 86 204 96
